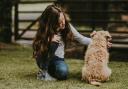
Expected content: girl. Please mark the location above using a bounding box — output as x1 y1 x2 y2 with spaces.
33 4 112 81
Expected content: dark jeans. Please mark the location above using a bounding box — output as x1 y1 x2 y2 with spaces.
36 42 68 80
48 56 68 80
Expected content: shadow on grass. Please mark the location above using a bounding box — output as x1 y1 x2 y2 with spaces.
68 71 84 83
20 72 37 80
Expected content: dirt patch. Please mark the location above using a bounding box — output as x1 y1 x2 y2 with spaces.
0 42 9 49
0 42 20 50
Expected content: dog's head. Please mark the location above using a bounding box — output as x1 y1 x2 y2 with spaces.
92 31 112 42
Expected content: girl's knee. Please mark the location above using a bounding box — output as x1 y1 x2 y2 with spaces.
55 62 68 80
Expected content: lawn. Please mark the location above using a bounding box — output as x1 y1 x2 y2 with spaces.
0 44 128 89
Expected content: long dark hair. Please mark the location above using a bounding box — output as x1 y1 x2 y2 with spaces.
33 4 73 58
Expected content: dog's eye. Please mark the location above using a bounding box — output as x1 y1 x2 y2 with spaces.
106 36 109 39
106 36 112 41
105 36 108 39
106 35 110 38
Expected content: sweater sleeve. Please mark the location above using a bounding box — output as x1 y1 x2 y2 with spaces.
69 23 92 45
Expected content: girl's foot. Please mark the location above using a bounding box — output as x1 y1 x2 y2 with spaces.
37 70 56 81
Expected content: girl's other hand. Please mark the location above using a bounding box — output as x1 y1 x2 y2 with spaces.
51 34 61 43
107 42 112 48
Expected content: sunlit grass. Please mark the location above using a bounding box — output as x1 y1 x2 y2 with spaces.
0 44 128 89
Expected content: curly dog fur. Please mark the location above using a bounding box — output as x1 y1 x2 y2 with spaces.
82 31 112 86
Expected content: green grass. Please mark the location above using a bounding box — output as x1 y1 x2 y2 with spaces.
0 44 128 89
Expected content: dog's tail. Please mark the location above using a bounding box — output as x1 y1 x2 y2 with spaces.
90 81 101 86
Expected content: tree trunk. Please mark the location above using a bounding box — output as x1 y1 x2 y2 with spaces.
0 0 12 43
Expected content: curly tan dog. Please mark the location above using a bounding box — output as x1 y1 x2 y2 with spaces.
82 31 112 86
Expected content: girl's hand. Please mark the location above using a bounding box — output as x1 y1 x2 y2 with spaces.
51 34 61 43
90 31 97 37
107 42 112 48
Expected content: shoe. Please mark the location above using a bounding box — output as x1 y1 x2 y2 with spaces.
37 70 56 81
37 70 45 80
